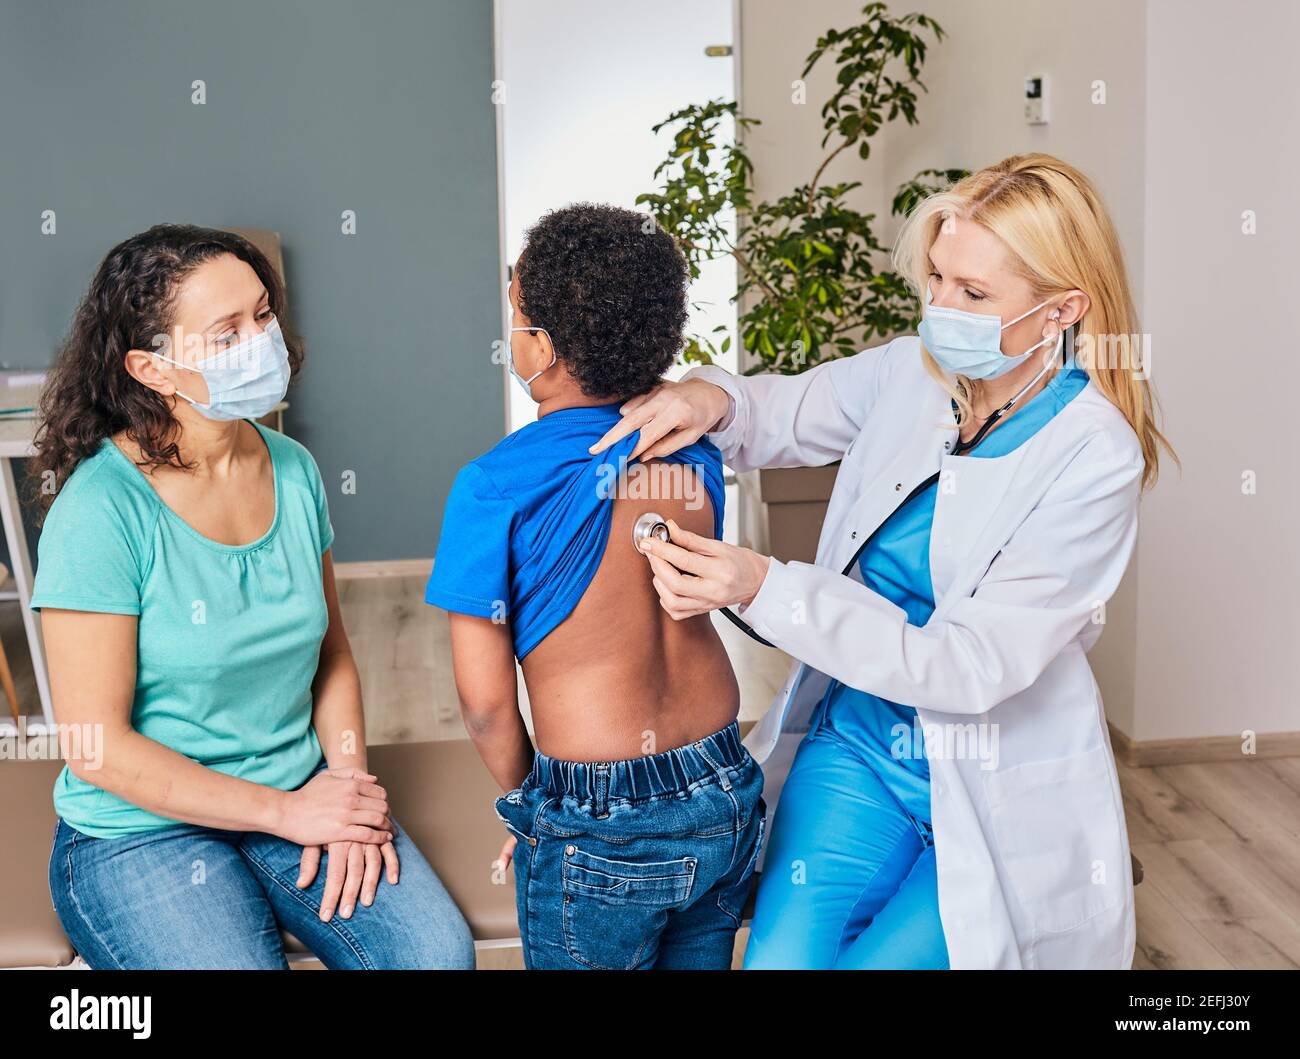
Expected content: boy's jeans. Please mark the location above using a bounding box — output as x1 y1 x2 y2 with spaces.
495 720 766 970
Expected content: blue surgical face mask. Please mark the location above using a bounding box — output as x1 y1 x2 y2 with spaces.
152 316 291 421
507 326 557 398
918 285 1061 380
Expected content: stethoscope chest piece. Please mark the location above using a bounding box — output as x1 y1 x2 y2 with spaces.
633 511 671 548
632 508 775 649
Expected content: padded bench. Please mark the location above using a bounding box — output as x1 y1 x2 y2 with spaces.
0 736 764 967
0 737 1139 968
0 739 529 967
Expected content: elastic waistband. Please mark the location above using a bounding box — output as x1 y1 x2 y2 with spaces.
528 721 747 809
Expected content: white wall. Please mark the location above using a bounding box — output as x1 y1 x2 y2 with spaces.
740 0 1297 741
1133 0 1300 740
738 0 1146 273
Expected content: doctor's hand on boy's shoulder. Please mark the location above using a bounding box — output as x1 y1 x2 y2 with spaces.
588 378 732 461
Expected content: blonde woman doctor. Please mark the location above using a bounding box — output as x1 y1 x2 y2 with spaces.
590 154 1173 970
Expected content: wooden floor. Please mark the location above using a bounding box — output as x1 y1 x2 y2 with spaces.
6 574 1297 970
1122 756 1300 968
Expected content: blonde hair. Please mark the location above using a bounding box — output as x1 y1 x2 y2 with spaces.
893 153 1174 490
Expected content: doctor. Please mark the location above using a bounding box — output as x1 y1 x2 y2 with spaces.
590 154 1173 970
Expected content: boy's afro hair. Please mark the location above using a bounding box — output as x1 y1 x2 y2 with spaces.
515 203 689 400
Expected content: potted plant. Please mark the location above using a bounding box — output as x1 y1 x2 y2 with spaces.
638 1 966 561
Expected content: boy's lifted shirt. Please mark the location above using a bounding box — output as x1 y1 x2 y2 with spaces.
425 401 724 660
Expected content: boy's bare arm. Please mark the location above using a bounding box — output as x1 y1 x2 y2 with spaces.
447 612 535 792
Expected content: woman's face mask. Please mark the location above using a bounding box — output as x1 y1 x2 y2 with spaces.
918 284 1061 380
152 316 291 421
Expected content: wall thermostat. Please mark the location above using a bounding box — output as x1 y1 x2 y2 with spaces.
1024 75 1048 125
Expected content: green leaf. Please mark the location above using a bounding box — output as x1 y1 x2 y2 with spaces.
644 7 951 375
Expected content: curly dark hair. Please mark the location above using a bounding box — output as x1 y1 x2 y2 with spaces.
515 203 689 399
29 224 301 521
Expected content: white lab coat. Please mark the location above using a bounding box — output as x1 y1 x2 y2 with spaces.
687 335 1142 970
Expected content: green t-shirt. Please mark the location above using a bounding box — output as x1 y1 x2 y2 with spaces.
30 422 335 838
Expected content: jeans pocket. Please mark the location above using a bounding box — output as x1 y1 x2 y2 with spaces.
561 845 697 970
717 795 767 925
493 789 531 844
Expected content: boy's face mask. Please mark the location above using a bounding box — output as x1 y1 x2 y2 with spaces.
508 326 557 398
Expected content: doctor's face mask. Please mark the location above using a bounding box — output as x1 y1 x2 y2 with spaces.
918 283 1061 380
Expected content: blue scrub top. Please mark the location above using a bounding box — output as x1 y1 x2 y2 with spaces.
425 401 725 661
811 355 1091 823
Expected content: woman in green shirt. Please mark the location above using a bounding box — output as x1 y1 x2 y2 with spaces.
31 225 473 969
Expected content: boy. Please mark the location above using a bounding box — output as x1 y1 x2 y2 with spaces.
426 204 765 970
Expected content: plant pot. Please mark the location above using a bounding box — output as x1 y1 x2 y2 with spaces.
735 464 840 564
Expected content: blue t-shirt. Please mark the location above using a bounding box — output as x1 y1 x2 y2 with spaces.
812 357 1091 823
426 401 725 660
30 422 334 838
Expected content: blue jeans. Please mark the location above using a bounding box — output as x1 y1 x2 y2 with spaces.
48 763 475 970
495 720 766 970
743 724 950 969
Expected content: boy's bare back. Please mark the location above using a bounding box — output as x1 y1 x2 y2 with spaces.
521 462 740 761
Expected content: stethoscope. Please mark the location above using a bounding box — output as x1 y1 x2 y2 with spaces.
633 510 775 644
636 325 1073 649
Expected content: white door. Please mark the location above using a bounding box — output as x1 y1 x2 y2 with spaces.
493 0 741 465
